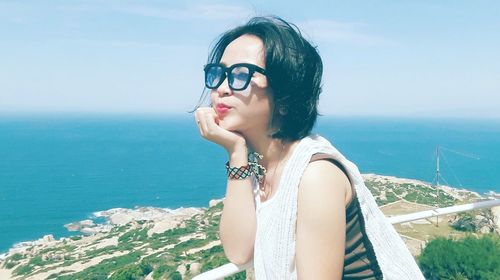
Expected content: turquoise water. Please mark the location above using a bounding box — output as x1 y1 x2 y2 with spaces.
1 114 499 252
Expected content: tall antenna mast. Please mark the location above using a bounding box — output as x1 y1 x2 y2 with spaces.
436 145 440 187
435 145 440 227
432 145 479 227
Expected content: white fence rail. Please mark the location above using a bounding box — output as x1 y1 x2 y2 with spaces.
388 199 500 224
192 199 500 280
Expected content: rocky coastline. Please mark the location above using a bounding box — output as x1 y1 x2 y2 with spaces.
1 206 206 259
0 175 497 280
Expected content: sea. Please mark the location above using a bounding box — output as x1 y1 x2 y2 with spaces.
1 114 499 253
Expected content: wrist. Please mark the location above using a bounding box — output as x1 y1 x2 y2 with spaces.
227 141 248 166
228 149 248 166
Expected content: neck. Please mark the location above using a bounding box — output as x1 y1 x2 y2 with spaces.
243 128 288 168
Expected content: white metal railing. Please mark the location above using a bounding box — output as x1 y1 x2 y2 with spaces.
387 199 500 224
192 199 500 280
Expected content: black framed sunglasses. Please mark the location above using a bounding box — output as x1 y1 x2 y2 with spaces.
204 63 266 91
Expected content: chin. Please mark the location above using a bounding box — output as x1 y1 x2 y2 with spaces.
218 117 241 132
218 119 235 131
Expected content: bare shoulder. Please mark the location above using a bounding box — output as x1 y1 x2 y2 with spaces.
295 159 350 279
298 159 351 206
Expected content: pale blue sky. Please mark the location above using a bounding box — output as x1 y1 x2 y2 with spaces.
1 0 499 117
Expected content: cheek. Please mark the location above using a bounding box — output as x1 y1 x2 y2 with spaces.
253 95 273 119
234 86 252 97
209 91 217 105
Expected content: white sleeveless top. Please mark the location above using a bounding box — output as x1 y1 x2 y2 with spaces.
252 134 424 279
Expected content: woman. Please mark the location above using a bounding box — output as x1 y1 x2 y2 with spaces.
194 16 424 280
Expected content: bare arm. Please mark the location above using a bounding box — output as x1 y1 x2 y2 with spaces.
195 108 256 264
218 145 256 264
296 160 351 279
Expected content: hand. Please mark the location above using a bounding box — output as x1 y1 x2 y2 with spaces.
194 107 247 155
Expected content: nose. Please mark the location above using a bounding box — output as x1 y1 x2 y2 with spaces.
216 75 232 96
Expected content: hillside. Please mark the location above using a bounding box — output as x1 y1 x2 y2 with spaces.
0 174 495 280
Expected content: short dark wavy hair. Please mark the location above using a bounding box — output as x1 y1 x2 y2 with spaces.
197 16 323 141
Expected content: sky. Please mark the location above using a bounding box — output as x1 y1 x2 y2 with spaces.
1 0 499 118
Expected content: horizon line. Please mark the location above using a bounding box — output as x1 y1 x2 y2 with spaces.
1 111 499 121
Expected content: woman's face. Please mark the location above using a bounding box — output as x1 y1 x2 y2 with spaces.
210 34 273 135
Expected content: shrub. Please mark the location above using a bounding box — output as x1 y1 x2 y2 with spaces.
450 212 478 232
13 264 33 275
418 233 500 280
56 251 142 280
169 271 182 280
152 264 175 280
4 261 18 269
109 261 153 280
9 253 24 261
118 228 148 243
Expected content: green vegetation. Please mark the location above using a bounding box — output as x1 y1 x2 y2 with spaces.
56 251 143 280
70 236 82 241
0 182 487 280
118 228 148 243
9 253 25 261
152 263 177 279
385 190 398 203
38 247 59 255
62 245 77 252
197 245 246 280
8 202 226 279
85 245 119 258
148 217 204 251
364 178 461 207
451 209 498 233
109 262 153 280
13 263 34 275
418 233 500 280
3 253 24 269
451 212 479 232
13 254 60 275
403 184 456 206
3 261 18 269
364 181 381 196
46 270 76 279
171 239 210 256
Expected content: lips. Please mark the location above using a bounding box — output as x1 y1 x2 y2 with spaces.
215 103 232 115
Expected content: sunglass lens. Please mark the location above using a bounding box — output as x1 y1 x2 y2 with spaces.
205 65 224 88
230 66 250 90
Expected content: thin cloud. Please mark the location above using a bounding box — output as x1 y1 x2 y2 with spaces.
56 2 253 22
113 3 253 21
300 19 395 47
8 17 25 24
73 39 166 48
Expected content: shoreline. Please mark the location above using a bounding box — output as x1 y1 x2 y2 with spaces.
0 174 497 279
0 174 495 257
0 206 206 259
361 173 494 199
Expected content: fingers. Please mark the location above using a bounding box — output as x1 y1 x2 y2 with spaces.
205 109 220 132
195 107 246 152
195 107 217 139
194 108 206 136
